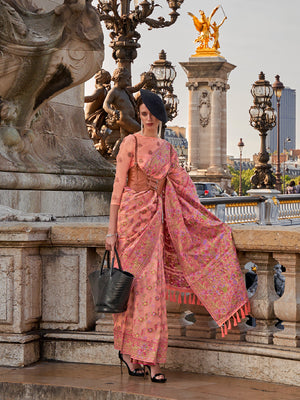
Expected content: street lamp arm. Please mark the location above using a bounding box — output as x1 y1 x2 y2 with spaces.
96 0 184 72
98 14 119 25
144 11 179 28
98 0 121 21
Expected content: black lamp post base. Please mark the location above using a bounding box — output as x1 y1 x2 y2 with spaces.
250 164 276 190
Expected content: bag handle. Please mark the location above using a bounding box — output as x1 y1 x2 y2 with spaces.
100 247 122 275
100 250 110 274
112 246 122 271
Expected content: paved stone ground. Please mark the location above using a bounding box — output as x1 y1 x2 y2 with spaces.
0 362 299 400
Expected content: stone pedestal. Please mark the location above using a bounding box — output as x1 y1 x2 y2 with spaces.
0 222 107 367
0 93 114 218
0 333 40 367
96 314 114 335
0 0 113 218
180 57 235 187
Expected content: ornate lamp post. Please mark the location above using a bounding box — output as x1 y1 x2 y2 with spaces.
97 0 184 75
237 138 244 196
249 72 276 189
150 49 179 137
272 75 285 192
283 137 291 194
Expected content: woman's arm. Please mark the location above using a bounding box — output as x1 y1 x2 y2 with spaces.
105 134 135 255
105 204 119 255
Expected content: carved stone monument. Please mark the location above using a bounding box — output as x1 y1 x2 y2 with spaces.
181 7 234 187
0 0 113 217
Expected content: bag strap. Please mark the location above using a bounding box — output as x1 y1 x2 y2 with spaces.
112 246 123 271
100 250 110 274
133 134 138 166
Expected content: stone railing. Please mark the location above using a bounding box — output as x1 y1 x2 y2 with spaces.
201 194 300 225
0 222 299 387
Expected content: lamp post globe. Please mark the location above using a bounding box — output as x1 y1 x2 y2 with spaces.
150 50 179 137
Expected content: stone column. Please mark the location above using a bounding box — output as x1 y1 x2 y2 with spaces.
221 84 230 169
207 82 225 174
180 57 235 183
187 83 200 170
273 253 300 347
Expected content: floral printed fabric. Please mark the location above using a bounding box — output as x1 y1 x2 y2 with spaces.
112 133 249 364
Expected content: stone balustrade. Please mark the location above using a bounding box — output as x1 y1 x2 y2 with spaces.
0 221 299 386
201 194 300 225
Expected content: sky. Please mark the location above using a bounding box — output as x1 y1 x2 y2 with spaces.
85 0 300 159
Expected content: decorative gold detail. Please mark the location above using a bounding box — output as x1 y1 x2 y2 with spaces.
225 203 258 208
188 6 227 58
203 204 215 210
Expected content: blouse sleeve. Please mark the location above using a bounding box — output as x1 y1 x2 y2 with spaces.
110 134 135 205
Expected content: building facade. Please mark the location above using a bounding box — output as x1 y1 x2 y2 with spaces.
267 87 296 153
165 127 188 166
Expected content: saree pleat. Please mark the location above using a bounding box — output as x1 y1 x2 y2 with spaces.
113 191 168 364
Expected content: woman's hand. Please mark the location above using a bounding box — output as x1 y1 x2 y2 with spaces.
105 234 118 257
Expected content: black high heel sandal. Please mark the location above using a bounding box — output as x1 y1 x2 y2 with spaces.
118 351 145 377
145 365 167 383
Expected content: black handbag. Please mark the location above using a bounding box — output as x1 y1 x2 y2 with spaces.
89 248 134 313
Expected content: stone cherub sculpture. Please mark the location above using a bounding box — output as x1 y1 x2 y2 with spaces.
101 68 155 157
188 5 227 55
84 68 158 158
84 68 112 153
0 0 104 143
103 67 141 139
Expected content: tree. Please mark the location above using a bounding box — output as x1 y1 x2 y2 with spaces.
229 166 255 195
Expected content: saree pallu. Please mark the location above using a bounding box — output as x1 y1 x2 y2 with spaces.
113 141 249 364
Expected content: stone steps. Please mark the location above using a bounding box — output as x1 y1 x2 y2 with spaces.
0 362 299 400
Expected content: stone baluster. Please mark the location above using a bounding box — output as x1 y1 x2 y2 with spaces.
273 253 300 347
167 297 217 339
166 300 186 337
245 252 280 344
214 252 251 341
186 304 217 339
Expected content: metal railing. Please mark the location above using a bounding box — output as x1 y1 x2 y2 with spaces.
200 194 300 225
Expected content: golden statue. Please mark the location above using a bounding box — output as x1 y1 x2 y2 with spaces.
188 5 227 57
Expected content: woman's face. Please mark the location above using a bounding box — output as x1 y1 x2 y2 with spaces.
139 103 160 130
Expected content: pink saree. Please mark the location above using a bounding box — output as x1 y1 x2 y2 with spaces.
113 136 249 365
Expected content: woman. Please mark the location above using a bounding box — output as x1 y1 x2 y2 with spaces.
105 89 249 383
287 180 296 194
